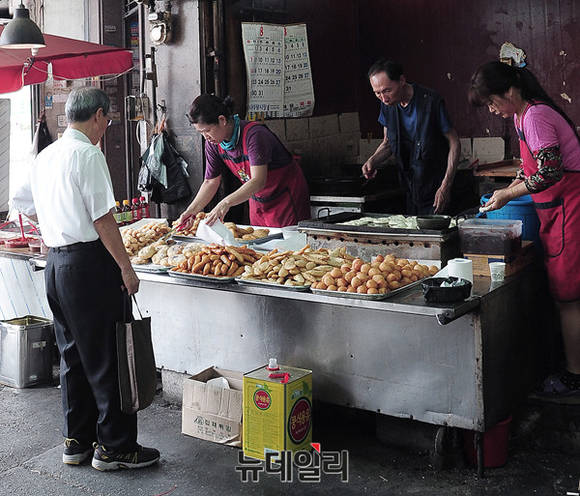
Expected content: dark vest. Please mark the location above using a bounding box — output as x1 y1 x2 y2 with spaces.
381 83 449 213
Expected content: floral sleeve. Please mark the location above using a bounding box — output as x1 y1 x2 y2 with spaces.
523 145 563 193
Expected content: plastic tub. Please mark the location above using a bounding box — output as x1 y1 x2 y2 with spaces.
459 218 522 256
27 238 41 252
421 277 472 303
481 194 540 243
463 416 512 468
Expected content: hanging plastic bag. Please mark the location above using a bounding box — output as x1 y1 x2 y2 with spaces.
140 133 168 188
31 113 53 157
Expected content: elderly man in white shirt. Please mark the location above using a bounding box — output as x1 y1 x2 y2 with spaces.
11 87 159 471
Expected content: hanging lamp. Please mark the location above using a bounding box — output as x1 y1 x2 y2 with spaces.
0 2 45 55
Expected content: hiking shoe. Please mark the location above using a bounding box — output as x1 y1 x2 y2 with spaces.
63 438 93 465
91 443 160 471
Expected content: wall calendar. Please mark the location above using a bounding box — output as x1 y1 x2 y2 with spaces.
241 22 315 119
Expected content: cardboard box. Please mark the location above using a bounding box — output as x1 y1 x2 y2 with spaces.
358 138 383 164
243 364 312 461
263 119 286 141
285 118 310 141
341 132 361 161
472 137 504 164
182 367 243 447
464 241 536 277
338 112 360 133
309 114 339 138
459 137 473 162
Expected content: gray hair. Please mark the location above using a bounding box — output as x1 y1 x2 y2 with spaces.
65 87 110 123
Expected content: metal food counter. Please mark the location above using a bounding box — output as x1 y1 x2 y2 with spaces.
2 248 543 434
135 266 541 433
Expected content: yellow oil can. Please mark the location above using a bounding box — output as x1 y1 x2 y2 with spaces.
243 361 312 460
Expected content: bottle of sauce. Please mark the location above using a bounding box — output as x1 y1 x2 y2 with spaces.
140 196 150 218
122 199 132 225
114 201 123 226
132 198 141 221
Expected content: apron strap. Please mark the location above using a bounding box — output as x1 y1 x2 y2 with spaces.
516 102 535 159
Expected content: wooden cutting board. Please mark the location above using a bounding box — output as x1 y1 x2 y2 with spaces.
472 159 521 177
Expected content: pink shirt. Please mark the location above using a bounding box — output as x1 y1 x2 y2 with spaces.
515 104 580 171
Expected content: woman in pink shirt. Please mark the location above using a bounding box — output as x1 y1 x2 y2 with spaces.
469 61 580 402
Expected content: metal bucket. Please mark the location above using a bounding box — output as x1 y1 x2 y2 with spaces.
0 315 54 388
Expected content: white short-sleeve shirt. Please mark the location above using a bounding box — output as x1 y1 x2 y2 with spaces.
10 128 116 247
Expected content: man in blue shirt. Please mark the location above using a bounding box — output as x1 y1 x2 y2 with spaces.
362 59 460 214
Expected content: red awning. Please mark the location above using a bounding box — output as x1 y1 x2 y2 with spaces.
0 28 133 93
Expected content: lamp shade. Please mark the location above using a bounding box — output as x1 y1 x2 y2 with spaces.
0 3 45 50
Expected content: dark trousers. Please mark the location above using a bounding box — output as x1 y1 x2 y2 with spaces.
406 193 435 215
45 240 137 451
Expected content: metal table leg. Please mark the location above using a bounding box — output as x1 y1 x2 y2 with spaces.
475 431 485 478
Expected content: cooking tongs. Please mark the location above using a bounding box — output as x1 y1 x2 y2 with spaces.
161 214 193 241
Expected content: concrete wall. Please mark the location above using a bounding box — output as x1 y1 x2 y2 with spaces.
44 0 92 41
149 0 203 219
41 0 101 142
38 0 203 209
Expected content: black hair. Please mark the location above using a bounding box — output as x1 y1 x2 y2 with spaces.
187 94 235 125
367 59 404 81
469 61 579 140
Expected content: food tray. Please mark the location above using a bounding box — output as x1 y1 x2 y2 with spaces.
171 234 203 243
310 279 423 301
310 288 389 301
119 217 167 232
235 277 311 292
168 270 236 283
132 264 171 273
239 232 284 245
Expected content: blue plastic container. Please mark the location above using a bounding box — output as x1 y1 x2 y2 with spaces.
480 194 540 243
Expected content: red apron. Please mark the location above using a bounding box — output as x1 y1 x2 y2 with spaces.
219 122 310 227
518 103 580 301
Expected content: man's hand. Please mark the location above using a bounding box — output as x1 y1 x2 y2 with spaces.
121 266 140 295
94 211 140 295
433 183 452 213
362 160 377 179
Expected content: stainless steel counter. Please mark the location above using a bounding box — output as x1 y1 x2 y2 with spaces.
134 267 542 432
4 249 544 433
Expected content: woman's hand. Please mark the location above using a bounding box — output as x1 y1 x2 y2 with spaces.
206 200 230 225
176 210 196 230
482 188 512 212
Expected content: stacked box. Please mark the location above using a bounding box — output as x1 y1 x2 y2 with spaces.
464 241 536 277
